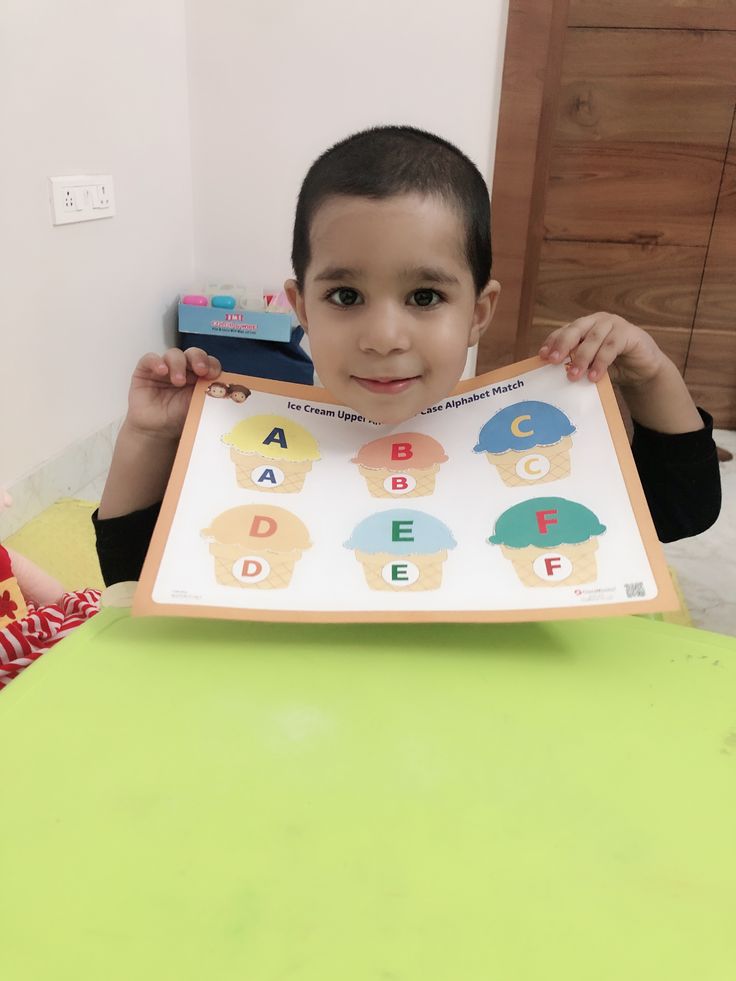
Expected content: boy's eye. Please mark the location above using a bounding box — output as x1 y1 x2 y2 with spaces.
409 289 442 307
327 287 362 307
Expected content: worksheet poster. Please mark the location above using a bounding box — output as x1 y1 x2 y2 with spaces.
134 357 678 622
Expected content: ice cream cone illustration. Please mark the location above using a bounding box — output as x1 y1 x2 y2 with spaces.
474 401 576 487
201 504 312 589
222 415 320 493
351 432 448 498
489 497 606 587
344 509 456 591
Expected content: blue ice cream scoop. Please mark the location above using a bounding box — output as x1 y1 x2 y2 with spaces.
474 401 575 454
344 509 457 555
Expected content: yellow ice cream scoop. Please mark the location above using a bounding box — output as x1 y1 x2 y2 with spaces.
222 415 320 462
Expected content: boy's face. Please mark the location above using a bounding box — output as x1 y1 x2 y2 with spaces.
285 194 500 424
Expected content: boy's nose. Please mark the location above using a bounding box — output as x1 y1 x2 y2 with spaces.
357 308 412 355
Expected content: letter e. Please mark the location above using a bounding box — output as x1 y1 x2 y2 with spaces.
392 520 414 542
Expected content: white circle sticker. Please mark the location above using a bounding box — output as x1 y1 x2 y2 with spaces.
231 555 271 584
515 453 551 480
383 472 417 495
532 552 573 582
381 559 420 587
251 464 285 488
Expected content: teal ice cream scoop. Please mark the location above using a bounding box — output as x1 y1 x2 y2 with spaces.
489 497 606 549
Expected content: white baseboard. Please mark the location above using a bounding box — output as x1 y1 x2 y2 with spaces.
0 418 123 539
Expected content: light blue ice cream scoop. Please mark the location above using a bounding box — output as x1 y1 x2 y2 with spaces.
345 509 457 555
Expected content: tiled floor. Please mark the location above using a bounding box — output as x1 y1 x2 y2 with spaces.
664 428 736 638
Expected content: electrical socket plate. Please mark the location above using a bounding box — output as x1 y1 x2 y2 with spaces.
49 174 116 226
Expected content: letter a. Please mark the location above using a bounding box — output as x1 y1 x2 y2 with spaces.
256 468 278 485
263 427 287 449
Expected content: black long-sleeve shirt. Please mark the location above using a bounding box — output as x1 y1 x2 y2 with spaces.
93 410 721 587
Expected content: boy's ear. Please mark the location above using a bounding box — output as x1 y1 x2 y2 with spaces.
284 279 308 331
468 279 501 347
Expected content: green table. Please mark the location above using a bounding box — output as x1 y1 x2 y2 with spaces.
1 610 735 980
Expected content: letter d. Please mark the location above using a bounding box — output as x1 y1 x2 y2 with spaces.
250 515 277 538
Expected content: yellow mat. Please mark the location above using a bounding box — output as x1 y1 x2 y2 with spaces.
5 498 104 592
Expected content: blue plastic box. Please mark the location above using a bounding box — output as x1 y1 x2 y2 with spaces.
178 302 292 342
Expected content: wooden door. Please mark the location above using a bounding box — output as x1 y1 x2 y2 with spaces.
481 0 736 427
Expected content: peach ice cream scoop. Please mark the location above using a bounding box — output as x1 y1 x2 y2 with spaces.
202 504 312 589
351 433 448 498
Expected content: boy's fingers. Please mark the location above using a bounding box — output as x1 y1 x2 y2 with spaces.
136 348 220 386
183 347 211 374
542 323 585 361
183 347 222 379
587 353 614 381
206 355 222 378
568 321 615 372
136 352 169 377
161 349 190 385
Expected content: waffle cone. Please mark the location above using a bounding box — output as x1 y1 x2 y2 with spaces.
358 463 440 498
354 549 447 591
230 448 312 493
486 436 572 487
208 541 302 589
501 538 599 587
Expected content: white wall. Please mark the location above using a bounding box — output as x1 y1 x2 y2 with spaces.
0 0 195 489
1 0 508 492
186 0 509 288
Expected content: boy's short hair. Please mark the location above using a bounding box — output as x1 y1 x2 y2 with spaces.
291 125 492 295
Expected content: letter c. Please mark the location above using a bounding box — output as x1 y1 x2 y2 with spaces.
511 414 533 438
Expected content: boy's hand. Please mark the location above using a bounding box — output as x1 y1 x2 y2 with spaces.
538 313 668 389
127 348 221 440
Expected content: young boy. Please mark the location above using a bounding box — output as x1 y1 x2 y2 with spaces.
94 126 721 585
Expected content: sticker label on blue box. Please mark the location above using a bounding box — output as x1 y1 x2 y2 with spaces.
178 303 293 342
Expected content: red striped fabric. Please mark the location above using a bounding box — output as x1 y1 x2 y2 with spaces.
0 589 101 688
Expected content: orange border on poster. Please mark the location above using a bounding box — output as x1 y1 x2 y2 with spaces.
133 357 680 622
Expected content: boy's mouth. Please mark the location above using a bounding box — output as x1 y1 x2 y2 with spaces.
352 375 421 395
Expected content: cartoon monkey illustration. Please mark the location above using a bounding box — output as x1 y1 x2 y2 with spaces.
207 381 230 399
228 384 251 404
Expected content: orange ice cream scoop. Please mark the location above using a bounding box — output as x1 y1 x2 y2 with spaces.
201 505 312 552
351 433 448 471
